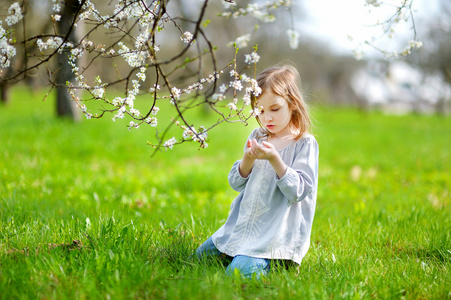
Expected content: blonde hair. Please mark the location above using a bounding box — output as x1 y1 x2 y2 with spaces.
251 65 311 140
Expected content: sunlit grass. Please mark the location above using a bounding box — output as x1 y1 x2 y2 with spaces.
1 87 450 299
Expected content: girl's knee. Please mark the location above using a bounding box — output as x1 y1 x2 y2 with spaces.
195 237 222 259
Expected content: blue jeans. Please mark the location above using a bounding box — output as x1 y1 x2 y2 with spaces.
195 237 270 279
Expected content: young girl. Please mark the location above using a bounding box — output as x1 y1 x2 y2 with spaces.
196 65 319 278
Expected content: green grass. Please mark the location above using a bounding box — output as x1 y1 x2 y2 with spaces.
1 87 450 299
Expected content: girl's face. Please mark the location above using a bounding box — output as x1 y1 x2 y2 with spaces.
256 92 292 137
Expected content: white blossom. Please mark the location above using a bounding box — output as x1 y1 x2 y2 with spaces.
212 93 225 101
365 0 381 7
0 30 16 68
244 52 260 64
171 87 181 100
135 32 150 48
228 33 251 48
287 29 299 49
129 121 139 130
181 31 194 44
223 0 236 9
230 79 243 91
250 107 262 117
219 84 228 93
146 117 158 127
117 42 147 67
53 3 61 12
151 106 160 115
5 3 23 26
149 84 161 93
112 97 124 107
129 108 140 117
92 87 105 98
52 14 61 22
227 102 237 110
163 137 177 150
36 37 63 51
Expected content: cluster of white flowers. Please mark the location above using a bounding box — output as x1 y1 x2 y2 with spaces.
0 24 16 68
0 3 25 68
137 67 146 82
181 31 194 44
151 106 160 115
110 68 146 122
52 0 61 13
250 106 263 117
5 3 23 26
227 98 238 111
211 93 226 101
222 0 236 9
129 108 140 117
222 0 293 20
53 4 61 13
112 106 126 121
182 125 208 145
350 1 423 60
221 3 277 23
114 0 151 22
163 137 177 150
171 87 181 101
117 42 148 68
244 52 260 64
228 33 251 48
365 0 382 7
91 76 105 98
77 101 93 119
384 39 423 59
36 37 64 52
129 121 139 130
286 29 300 50
135 32 150 48
145 117 158 127
230 79 243 91
149 84 161 93
219 83 228 93
241 74 261 105
77 0 100 23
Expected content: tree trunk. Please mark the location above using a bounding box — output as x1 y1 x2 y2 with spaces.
0 81 10 104
0 66 15 104
56 0 80 121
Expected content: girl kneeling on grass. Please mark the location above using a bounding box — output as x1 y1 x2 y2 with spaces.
195 65 319 278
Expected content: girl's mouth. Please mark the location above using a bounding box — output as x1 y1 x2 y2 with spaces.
266 125 275 129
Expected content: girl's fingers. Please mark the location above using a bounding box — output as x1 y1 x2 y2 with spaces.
261 141 271 148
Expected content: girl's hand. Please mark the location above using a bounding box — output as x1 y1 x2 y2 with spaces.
250 139 278 161
243 139 287 178
244 139 256 159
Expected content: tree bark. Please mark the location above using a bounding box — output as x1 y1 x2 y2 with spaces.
56 0 80 121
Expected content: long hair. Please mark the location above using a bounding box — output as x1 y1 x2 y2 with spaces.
251 65 311 140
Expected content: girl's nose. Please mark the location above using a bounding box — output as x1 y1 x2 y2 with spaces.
264 113 272 121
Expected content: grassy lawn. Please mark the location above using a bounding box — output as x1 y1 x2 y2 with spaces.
1 87 450 299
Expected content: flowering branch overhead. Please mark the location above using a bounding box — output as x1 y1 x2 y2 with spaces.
0 0 421 153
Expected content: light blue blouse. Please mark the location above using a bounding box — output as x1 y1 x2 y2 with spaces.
211 128 319 264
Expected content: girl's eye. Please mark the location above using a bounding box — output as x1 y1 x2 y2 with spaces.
272 108 279 112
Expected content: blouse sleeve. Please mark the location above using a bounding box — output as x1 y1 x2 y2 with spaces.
276 136 319 204
228 160 248 192
227 129 258 192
